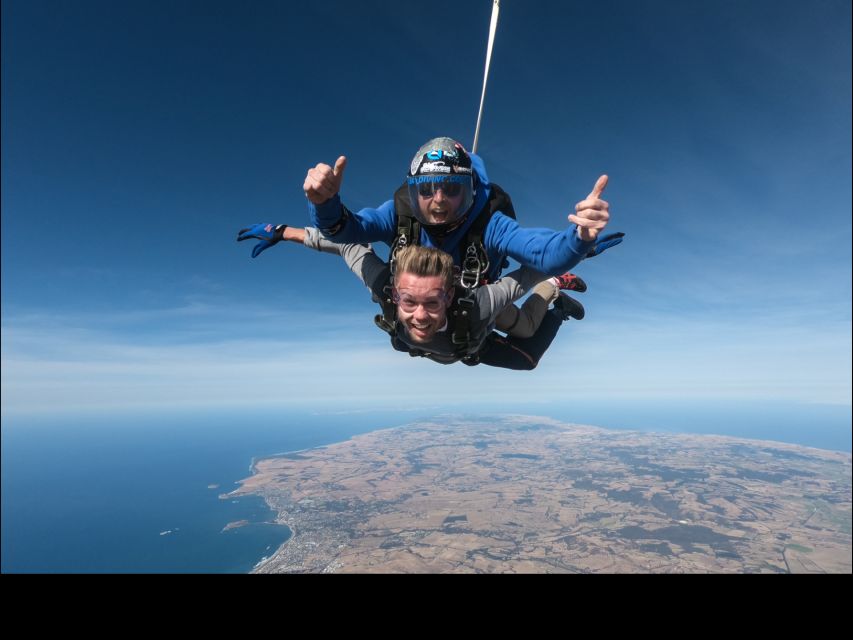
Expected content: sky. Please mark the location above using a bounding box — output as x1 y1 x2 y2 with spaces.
2 0 851 419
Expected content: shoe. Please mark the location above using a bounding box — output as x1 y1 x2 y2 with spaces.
554 272 587 293
553 293 585 320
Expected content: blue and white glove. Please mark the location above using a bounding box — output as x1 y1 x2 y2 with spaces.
586 232 625 258
236 223 287 258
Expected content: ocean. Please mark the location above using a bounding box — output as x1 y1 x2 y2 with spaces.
2 401 849 573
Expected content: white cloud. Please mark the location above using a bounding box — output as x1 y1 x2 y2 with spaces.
538 312 852 404
2 296 851 418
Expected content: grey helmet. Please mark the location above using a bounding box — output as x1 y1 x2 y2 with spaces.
406 137 475 229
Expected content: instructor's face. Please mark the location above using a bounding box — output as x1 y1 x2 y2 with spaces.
394 272 452 343
417 184 464 226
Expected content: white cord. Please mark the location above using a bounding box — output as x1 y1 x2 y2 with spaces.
472 0 501 154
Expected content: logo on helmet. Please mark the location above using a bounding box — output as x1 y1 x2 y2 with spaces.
420 161 451 173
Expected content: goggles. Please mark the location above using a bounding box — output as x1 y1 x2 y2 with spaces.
392 288 451 313
417 181 463 198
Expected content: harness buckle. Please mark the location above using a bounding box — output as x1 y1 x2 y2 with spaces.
461 353 480 366
389 233 408 277
459 246 481 290
374 314 395 334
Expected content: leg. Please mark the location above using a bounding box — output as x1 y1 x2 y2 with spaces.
494 280 559 338
478 310 564 370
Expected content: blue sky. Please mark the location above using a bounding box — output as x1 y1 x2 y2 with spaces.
2 0 851 418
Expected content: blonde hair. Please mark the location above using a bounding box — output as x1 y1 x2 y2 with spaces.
393 245 455 290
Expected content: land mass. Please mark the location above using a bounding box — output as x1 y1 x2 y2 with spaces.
221 519 250 532
230 415 852 573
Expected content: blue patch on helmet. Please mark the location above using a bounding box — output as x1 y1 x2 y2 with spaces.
407 174 470 185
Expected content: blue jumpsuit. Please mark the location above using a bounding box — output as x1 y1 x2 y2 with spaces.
309 153 596 281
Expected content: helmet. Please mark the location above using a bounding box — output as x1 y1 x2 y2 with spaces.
406 137 475 229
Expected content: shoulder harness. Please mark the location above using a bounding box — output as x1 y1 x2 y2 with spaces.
373 182 517 364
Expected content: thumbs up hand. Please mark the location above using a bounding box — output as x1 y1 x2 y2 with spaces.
303 155 348 205
568 174 610 243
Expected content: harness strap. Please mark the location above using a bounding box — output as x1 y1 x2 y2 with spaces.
451 294 475 347
374 277 398 337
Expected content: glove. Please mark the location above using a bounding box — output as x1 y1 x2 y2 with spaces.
585 231 624 258
236 223 287 258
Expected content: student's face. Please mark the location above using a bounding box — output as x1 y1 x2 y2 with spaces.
394 272 453 343
417 183 465 226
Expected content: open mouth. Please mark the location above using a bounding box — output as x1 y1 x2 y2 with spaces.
408 323 432 339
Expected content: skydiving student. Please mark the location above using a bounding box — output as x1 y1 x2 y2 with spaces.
238 226 585 369
239 224 588 342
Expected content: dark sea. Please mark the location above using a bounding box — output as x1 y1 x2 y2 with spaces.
2 401 849 573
